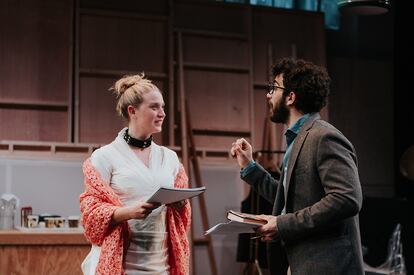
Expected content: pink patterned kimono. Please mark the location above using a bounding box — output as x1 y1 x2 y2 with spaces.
80 158 191 275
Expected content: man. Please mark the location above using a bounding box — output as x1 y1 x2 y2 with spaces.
230 58 364 275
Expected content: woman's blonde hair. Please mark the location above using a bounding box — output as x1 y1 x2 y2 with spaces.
110 73 160 120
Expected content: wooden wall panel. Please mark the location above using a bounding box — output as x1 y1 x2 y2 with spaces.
184 70 250 132
328 57 394 197
250 7 326 158
0 109 68 141
78 76 124 143
174 1 248 34
193 135 249 152
174 2 252 153
80 0 168 15
253 88 267 150
252 8 326 85
0 0 72 103
0 0 72 142
79 14 167 73
0 0 327 157
252 41 294 86
182 35 249 67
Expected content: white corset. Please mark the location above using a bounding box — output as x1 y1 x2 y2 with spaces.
125 209 169 275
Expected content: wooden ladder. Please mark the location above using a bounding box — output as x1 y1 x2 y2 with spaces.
186 101 218 275
177 30 218 275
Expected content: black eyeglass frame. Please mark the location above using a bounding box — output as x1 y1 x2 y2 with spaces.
267 82 285 95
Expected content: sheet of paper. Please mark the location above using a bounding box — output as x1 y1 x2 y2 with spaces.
205 220 260 235
146 186 206 205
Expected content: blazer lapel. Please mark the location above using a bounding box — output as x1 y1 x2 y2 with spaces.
284 114 320 200
273 163 286 215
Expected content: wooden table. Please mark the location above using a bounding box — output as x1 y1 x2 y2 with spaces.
0 229 90 275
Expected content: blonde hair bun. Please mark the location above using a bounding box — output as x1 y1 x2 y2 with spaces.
112 73 146 98
110 73 160 120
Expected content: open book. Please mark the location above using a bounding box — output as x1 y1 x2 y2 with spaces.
205 210 267 235
227 210 267 225
146 186 206 205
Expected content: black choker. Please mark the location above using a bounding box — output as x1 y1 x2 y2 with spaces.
123 129 152 149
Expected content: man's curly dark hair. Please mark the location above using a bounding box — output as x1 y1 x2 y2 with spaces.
272 58 330 113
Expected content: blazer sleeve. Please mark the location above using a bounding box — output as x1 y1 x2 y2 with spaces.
277 130 363 242
241 162 279 204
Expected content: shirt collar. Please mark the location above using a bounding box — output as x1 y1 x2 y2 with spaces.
285 113 313 146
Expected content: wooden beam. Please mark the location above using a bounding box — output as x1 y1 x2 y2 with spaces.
174 28 248 41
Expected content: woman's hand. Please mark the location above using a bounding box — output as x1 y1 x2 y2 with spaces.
127 202 161 219
167 199 188 210
112 201 161 225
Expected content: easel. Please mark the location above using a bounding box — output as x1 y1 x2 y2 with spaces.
242 117 282 275
177 31 218 275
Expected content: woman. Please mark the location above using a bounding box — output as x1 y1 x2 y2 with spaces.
80 74 191 275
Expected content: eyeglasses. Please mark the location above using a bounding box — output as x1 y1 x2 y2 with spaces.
267 82 285 95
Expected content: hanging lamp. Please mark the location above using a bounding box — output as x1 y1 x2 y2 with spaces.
338 0 391 15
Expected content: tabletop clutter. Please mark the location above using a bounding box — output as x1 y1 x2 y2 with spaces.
20 206 80 229
0 192 81 230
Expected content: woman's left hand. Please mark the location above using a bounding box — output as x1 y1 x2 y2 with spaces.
167 200 188 210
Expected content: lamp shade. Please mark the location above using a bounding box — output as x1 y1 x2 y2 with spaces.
338 0 391 15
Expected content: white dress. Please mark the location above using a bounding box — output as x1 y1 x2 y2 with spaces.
81 128 180 275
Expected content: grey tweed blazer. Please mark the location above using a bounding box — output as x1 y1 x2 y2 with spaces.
242 113 364 275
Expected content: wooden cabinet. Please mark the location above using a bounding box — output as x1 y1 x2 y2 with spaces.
0 230 90 275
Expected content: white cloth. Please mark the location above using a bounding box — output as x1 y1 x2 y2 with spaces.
81 245 100 275
81 128 180 275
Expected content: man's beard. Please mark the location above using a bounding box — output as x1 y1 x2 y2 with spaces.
270 98 289 123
